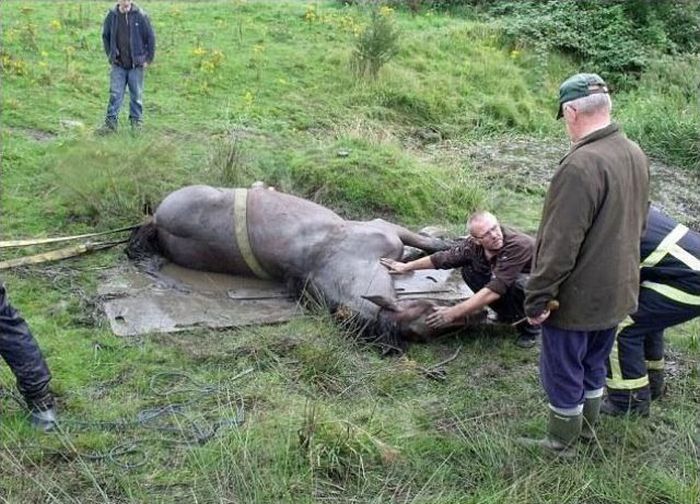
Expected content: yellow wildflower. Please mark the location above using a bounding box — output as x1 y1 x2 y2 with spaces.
50 19 62 30
379 5 394 17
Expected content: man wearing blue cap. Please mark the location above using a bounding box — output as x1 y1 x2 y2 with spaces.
519 73 650 456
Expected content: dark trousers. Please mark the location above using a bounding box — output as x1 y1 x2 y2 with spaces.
607 287 699 393
0 285 53 410
540 325 617 409
462 270 540 337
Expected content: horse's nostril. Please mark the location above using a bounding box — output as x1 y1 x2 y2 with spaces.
426 276 438 283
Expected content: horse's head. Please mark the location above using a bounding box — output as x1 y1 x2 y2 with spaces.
362 295 463 343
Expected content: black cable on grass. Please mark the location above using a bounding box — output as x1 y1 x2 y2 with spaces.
4 369 253 470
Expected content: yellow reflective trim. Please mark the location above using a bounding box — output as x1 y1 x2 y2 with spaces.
233 188 272 280
606 375 649 390
608 315 651 389
642 223 688 268
618 315 634 331
646 359 665 371
608 337 623 384
608 317 634 384
641 281 700 305
669 244 700 271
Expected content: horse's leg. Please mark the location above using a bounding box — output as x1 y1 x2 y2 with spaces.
360 219 450 253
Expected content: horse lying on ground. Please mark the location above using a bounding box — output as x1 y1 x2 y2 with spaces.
127 184 466 349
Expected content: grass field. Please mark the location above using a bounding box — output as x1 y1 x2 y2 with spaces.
1 1 698 502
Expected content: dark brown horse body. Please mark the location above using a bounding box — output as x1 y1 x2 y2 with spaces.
129 185 461 346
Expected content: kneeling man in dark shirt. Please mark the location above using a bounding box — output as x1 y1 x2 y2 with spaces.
381 211 538 348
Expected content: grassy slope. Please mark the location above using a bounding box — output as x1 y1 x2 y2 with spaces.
1 1 698 502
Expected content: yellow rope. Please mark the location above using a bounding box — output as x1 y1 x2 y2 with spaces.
0 224 139 249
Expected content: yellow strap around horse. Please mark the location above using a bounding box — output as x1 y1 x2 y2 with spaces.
233 188 271 280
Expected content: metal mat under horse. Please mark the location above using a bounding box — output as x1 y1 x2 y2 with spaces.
100 263 472 337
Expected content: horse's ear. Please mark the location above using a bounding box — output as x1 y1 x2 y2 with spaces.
362 295 398 311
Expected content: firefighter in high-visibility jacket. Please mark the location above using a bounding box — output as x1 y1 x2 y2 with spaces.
603 206 700 416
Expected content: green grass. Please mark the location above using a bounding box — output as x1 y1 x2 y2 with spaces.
1 1 699 502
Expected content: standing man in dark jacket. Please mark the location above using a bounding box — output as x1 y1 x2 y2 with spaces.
0 284 57 431
604 207 699 417
520 73 650 456
381 211 540 348
100 0 155 133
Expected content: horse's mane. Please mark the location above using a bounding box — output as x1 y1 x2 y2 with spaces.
286 276 407 355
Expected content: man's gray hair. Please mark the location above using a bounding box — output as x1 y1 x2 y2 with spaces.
568 92 612 116
467 210 498 233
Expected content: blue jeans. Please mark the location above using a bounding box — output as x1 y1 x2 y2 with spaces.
105 64 144 127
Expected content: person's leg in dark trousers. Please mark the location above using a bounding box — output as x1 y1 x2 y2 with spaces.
0 285 56 429
605 288 699 415
644 329 666 399
489 275 540 348
518 326 615 454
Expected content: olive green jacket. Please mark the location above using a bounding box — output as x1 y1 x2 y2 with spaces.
525 123 650 330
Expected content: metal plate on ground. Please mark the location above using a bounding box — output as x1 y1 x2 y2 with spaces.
393 268 473 300
99 263 473 337
99 263 301 337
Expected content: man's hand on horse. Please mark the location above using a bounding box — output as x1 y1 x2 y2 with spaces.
380 257 410 275
426 306 458 328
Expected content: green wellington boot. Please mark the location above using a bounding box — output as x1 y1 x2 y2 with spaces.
517 410 582 457
580 396 602 442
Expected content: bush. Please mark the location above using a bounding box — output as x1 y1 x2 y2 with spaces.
350 5 400 80
467 0 700 88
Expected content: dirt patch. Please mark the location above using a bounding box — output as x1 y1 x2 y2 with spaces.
420 136 700 229
7 126 57 142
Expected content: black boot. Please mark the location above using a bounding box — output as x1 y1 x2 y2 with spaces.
601 387 650 417
648 370 666 400
515 322 540 349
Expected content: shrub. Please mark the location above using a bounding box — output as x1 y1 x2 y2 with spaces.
439 0 700 88
350 5 400 80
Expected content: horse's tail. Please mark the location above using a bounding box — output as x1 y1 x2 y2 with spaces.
126 218 163 262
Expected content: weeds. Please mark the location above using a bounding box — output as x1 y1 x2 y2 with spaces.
51 137 188 227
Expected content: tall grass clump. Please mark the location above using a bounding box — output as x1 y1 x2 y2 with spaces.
50 137 190 227
350 4 400 80
619 55 700 172
206 127 256 187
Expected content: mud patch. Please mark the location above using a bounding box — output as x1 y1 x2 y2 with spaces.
423 136 700 229
7 126 57 142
